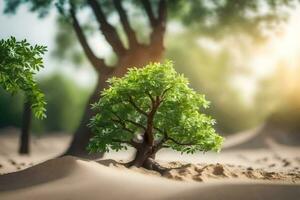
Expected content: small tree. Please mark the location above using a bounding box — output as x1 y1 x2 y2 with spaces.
88 61 223 170
0 36 47 154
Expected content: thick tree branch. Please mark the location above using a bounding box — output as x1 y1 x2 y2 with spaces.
70 6 106 71
113 0 138 48
141 0 156 27
144 96 161 145
149 0 167 48
88 0 126 55
158 0 167 24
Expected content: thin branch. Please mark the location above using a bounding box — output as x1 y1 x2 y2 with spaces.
124 118 146 131
111 111 146 131
69 6 106 71
127 96 148 117
141 0 156 27
113 0 138 48
154 126 164 134
145 91 155 105
154 135 167 150
153 127 195 147
111 118 135 134
112 139 132 145
88 0 126 55
161 86 172 99
112 139 139 148
167 137 195 146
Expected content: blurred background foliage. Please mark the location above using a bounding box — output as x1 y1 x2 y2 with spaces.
166 32 263 135
0 74 91 134
0 30 276 135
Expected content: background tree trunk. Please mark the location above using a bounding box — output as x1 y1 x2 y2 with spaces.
64 0 167 157
65 49 164 157
19 101 31 154
64 73 109 157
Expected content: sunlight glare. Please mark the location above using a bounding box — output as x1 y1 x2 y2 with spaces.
237 8 300 104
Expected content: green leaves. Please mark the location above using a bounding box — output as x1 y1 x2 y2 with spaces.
88 60 223 154
0 36 47 119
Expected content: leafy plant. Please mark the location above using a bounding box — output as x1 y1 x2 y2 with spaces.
88 61 223 170
0 36 47 119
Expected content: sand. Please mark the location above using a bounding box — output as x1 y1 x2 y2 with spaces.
0 156 299 200
0 128 71 174
0 127 299 199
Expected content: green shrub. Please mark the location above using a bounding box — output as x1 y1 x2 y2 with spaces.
88 61 223 168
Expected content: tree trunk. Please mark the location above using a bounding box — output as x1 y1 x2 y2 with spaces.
63 0 167 158
64 74 108 158
127 143 168 174
65 47 164 158
130 144 153 167
19 101 31 155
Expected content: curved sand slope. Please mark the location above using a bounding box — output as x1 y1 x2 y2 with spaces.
224 123 300 150
0 156 299 200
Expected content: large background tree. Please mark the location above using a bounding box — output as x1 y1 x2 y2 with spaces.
3 0 296 157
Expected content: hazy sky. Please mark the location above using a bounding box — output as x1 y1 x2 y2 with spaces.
0 1 56 68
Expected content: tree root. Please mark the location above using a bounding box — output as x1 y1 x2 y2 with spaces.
125 158 169 175
143 158 169 175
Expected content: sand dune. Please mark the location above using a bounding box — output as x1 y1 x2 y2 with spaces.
0 129 299 199
224 123 300 150
0 156 191 200
0 156 299 200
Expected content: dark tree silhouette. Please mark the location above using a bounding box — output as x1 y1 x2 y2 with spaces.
19 102 32 154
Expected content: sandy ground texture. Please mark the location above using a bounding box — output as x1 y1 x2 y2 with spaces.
0 126 299 199
0 156 299 200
